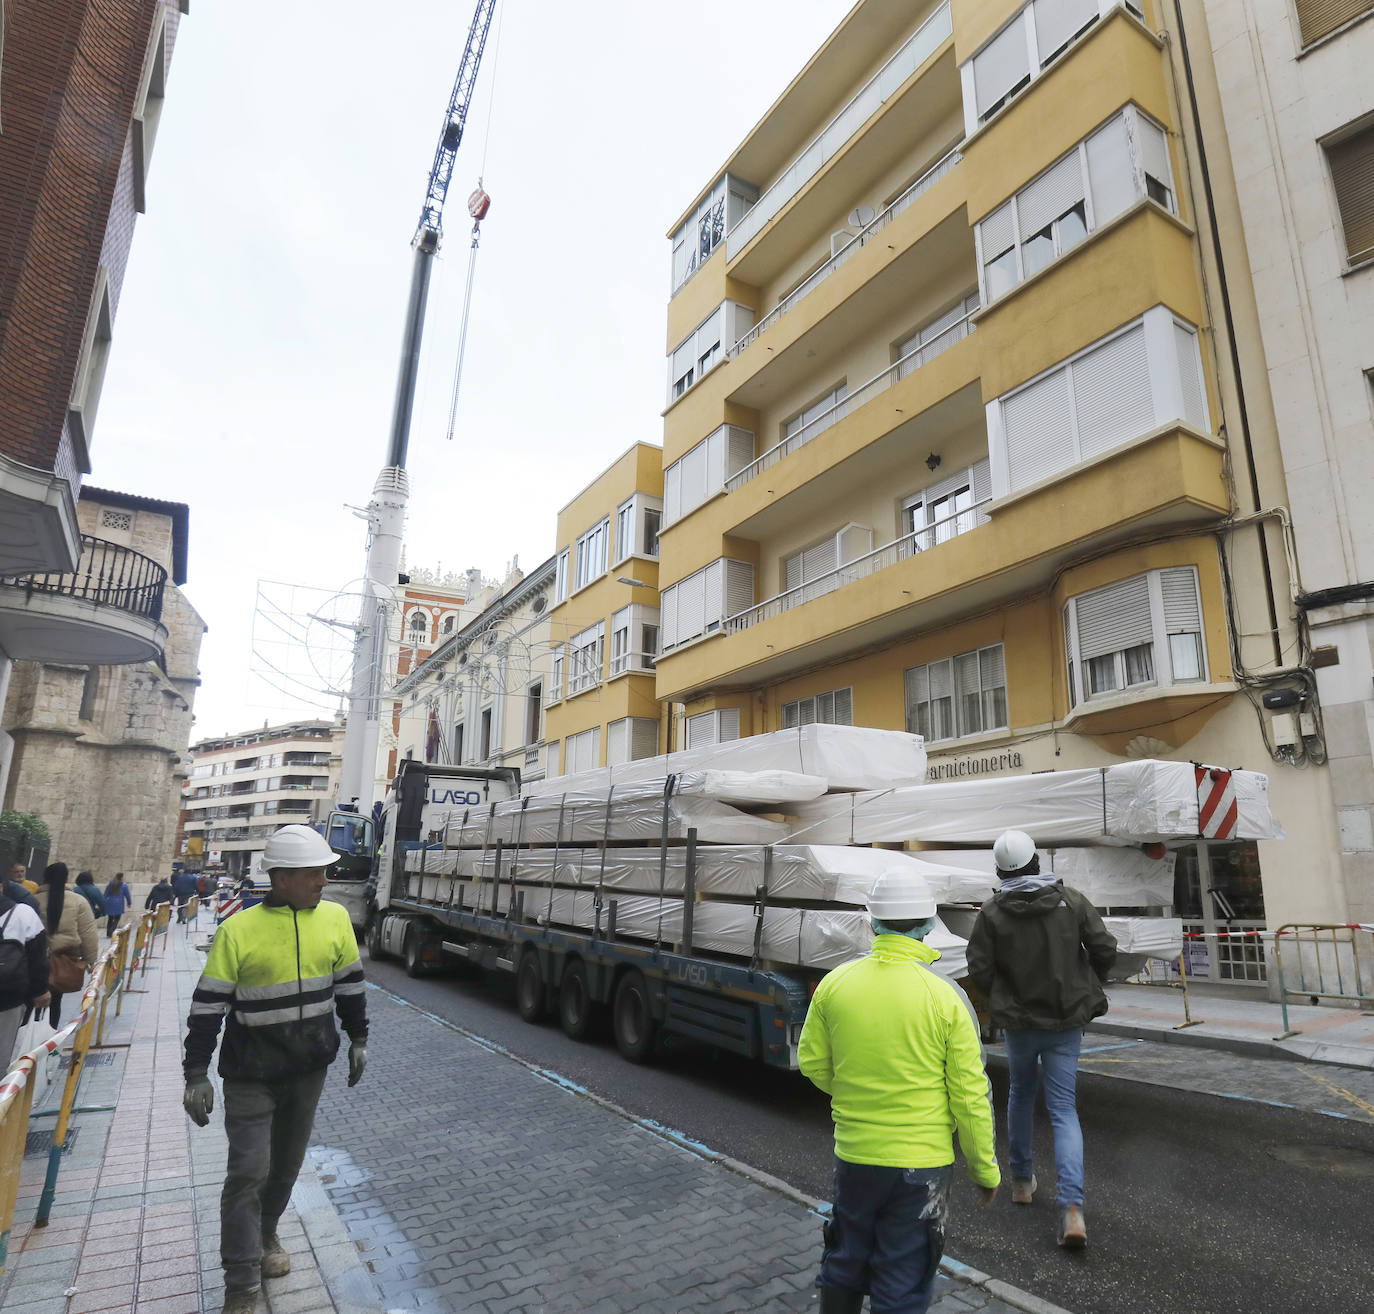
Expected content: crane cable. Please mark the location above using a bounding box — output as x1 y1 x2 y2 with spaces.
444 2 506 442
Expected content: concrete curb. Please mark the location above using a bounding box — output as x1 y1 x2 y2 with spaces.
1087 1018 1374 1070
371 982 1077 1314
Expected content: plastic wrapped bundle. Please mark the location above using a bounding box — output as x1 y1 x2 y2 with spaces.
525 725 927 796
788 762 1278 846
916 847 1176 908
1102 916 1183 959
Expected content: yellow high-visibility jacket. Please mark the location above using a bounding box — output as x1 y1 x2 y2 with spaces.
184 898 366 1081
799 934 1000 1185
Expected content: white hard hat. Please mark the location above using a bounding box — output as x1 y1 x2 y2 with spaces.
866 869 936 920
261 824 337 871
993 829 1037 873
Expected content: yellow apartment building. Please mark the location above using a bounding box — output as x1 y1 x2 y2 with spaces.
544 444 665 776
654 0 1348 986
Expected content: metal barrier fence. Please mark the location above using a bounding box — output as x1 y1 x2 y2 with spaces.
0 910 158 1274
1274 922 1374 1039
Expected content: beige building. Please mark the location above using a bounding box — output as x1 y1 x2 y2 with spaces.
1199 0 1374 922
391 557 557 785
3 487 203 884
181 718 341 878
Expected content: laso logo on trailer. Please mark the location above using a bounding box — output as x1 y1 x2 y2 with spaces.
1195 766 1238 839
431 788 483 806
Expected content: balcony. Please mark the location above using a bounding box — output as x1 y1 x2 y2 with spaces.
0 534 168 664
726 2 953 261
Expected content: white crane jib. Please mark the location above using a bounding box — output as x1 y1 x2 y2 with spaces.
337 0 498 810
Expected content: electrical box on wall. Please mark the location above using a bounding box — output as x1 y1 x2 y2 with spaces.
1271 712 1298 747
1299 711 1318 739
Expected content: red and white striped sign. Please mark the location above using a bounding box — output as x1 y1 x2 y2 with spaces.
1195 765 1238 839
216 893 243 923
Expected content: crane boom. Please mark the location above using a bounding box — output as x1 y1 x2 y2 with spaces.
337 0 498 812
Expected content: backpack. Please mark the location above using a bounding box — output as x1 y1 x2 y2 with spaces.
0 905 31 1001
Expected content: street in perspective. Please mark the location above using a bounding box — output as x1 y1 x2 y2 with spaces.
2 2 1374 1313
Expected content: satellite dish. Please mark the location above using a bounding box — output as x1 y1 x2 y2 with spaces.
848 205 876 229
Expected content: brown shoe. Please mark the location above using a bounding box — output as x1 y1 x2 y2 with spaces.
261 1233 291 1279
1057 1205 1087 1249
1011 1175 1037 1205
221 1288 260 1314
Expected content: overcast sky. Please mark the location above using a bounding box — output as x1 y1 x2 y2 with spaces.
93 0 851 740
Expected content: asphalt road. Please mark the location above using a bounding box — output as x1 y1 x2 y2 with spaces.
365 956 1374 1314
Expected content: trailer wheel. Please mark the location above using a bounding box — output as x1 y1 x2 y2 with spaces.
515 950 547 1023
558 960 594 1040
404 927 427 978
612 971 657 1064
365 916 386 962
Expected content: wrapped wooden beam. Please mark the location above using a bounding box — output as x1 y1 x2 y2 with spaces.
917 846 1177 907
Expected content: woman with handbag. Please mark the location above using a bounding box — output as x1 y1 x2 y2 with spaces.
41 863 98 1027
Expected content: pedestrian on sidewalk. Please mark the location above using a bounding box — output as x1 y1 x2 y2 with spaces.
0 889 49 1068
39 863 98 1029
181 824 368 1314
146 873 175 911
5 862 39 913
799 870 1000 1314
74 871 106 920
103 873 132 936
171 867 198 923
966 830 1117 1250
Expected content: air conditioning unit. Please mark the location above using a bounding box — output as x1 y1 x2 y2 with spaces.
830 229 858 258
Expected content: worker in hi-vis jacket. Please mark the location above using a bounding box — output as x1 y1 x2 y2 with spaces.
800 870 999 1314
182 825 367 1314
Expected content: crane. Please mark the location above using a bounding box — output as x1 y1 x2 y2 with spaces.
336 0 498 810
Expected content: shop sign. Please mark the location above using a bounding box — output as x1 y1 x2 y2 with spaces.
926 750 1025 782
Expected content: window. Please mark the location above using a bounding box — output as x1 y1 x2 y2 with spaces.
612 494 664 563
550 648 564 701
479 708 493 759
970 14 1032 122
896 293 980 376
132 11 168 213
667 302 755 402
525 682 543 745
904 645 1008 741
642 507 661 557
80 668 100 721
989 306 1209 496
574 520 609 592
441 615 455 635
659 559 754 651
615 500 634 564
606 717 659 766
684 708 741 749
408 611 427 636
567 623 605 695
663 426 755 525
671 175 758 292
564 727 601 775
1297 0 1374 47
782 524 873 601
902 460 992 550
610 604 660 675
1064 566 1205 707
976 105 1176 305
783 688 853 728
453 721 465 763
783 383 847 442
66 267 113 473
1326 120 1374 266
555 549 570 603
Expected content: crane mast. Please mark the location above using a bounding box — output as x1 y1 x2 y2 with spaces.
337 0 498 810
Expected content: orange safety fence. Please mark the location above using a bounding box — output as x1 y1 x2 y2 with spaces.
0 920 137 1274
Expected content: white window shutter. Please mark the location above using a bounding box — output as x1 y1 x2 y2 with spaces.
727 426 755 477
663 462 681 525
1017 152 1086 236
802 537 838 583
1085 114 1135 227
1137 114 1172 191
831 688 853 725
705 428 726 494
685 710 716 749
703 560 724 629
974 18 1031 118
1173 323 1208 430
681 443 707 514
660 585 678 649
971 459 993 524
979 643 1007 692
784 551 804 593
1075 574 1153 658
606 718 630 766
679 570 706 642
725 560 754 618
979 200 1016 257
1001 366 1074 491
718 708 741 742
1160 567 1201 633
1033 0 1098 60
630 718 658 760
1072 323 1153 460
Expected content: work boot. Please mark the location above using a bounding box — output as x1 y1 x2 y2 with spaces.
1011 1175 1037 1205
818 1288 864 1313
221 1288 260 1314
1057 1205 1088 1249
261 1232 291 1279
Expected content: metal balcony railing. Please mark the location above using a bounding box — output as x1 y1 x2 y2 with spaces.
724 496 992 635
0 534 166 622
730 148 962 357
725 308 977 494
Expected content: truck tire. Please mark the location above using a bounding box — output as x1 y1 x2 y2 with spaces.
365 916 386 962
404 927 428 978
612 971 657 1064
558 960 593 1040
515 950 547 1023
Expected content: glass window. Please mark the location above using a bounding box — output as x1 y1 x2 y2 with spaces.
642 507 661 557
615 500 634 563
574 520 608 591
904 645 1007 742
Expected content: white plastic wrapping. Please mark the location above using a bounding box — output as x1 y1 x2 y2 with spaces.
526 725 927 796
1102 916 1183 959
788 761 1280 846
916 847 1176 908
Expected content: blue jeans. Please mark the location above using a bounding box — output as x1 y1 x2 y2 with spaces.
1003 1027 1084 1207
818 1157 951 1313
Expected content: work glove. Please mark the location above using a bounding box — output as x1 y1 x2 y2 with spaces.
347 1041 367 1088
184 1071 214 1127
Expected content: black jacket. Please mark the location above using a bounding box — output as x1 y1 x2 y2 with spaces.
0 895 50 1010
3 880 39 913
146 880 175 910
967 876 1117 1031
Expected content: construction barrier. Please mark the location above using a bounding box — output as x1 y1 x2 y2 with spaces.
184 893 200 931
0 924 132 1273
1274 923 1374 1039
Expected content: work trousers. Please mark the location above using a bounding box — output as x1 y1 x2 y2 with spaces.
221 1068 328 1292
818 1157 951 1314
1003 1027 1085 1207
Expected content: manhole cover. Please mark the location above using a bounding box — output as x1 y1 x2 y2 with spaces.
24 1128 79 1157
1267 1144 1374 1179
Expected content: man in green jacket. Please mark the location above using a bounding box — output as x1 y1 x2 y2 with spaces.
182 825 367 1314
800 869 999 1314
966 829 1117 1250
